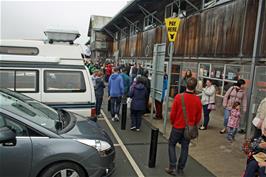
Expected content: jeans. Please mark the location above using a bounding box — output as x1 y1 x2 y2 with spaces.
110 97 121 117
244 159 266 177
203 105 211 128
227 127 237 141
168 127 190 170
224 108 231 127
131 109 143 129
96 96 103 116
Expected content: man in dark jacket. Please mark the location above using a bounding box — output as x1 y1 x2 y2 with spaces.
108 67 124 121
128 77 148 131
95 71 105 118
165 77 202 176
142 70 151 113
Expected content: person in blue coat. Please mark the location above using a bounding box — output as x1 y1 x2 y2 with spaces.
128 77 148 131
108 67 124 121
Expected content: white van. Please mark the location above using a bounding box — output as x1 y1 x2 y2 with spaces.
0 39 96 118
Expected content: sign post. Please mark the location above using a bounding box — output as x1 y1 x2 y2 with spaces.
163 17 181 134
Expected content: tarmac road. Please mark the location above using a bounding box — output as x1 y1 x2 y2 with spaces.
95 97 215 177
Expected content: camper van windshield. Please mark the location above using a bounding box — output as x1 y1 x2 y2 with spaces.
0 46 39 55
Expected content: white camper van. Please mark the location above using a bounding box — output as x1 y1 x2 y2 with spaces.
0 34 96 118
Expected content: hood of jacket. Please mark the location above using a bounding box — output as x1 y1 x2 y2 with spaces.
111 73 119 80
134 83 145 90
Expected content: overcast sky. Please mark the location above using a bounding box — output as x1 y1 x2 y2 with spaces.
1 0 128 44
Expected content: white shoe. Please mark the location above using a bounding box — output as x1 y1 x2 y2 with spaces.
111 118 115 122
136 129 140 132
115 114 119 121
130 126 136 130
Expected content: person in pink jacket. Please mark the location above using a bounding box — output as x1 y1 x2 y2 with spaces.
227 102 241 142
220 79 247 134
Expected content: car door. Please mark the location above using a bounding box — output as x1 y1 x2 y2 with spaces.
0 113 32 177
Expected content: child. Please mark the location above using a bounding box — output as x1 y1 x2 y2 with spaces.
227 102 241 142
128 77 148 131
95 71 105 118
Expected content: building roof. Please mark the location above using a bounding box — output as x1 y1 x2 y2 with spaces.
88 15 112 36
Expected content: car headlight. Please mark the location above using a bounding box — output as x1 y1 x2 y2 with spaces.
75 139 111 152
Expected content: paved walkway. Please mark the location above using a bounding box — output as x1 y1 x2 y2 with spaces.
100 91 215 177
99 86 247 177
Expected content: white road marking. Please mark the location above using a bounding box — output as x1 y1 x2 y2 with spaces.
101 110 145 177
113 144 120 147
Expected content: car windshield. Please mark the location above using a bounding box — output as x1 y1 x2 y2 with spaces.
0 91 59 132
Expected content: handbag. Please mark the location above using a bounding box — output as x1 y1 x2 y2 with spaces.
208 103 216 110
252 117 263 129
181 94 198 140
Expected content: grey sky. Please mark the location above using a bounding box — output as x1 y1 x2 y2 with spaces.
1 0 128 44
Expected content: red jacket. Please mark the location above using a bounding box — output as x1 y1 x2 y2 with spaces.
170 92 202 129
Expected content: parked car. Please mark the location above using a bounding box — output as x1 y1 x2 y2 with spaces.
0 88 115 177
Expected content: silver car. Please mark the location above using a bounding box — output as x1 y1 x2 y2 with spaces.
0 89 115 177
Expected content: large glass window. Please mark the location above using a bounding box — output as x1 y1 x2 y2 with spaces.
0 70 38 92
197 63 244 96
44 70 86 92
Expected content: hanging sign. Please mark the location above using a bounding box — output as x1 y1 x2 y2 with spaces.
165 17 181 42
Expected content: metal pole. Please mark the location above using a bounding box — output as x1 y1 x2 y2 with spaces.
121 103 127 130
246 0 265 138
148 128 159 168
163 42 174 134
150 45 158 121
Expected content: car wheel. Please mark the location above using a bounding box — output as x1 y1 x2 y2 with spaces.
40 162 86 177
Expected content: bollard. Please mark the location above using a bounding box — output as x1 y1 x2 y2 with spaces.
148 128 159 168
121 103 127 130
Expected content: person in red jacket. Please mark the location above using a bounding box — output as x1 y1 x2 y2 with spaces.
165 77 202 176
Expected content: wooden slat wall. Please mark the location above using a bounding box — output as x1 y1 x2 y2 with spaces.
111 0 261 59
242 0 258 57
260 3 266 57
129 34 137 57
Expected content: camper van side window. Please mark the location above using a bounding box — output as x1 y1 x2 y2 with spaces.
44 70 86 93
0 46 39 55
0 70 38 92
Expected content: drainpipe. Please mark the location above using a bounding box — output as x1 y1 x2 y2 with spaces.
246 0 265 138
239 0 248 57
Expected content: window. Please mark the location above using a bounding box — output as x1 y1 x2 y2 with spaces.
120 27 128 39
203 0 232 9
0 70 38 92
165 2 179 18
130 21 139 36
0 113 28 136
143 12 157 30
0 46 39 55
44 70 86 92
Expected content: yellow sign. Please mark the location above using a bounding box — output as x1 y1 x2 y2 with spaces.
165 17 181 42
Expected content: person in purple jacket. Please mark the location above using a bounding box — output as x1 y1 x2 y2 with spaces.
128 77 148 131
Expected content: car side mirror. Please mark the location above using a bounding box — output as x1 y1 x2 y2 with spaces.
0 127 16 146
55 121 63 131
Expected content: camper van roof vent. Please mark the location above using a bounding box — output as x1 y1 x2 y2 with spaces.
44 29 80 44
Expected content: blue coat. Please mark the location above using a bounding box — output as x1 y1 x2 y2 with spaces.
129 83 148 111
108 73 124 97
95 77 105 97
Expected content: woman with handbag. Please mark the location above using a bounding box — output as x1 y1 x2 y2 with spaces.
220 79 247 134
199 79 216 130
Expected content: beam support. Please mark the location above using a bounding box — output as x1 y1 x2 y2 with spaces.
103 28 116 40
123 16 141 31
113 24 128 36
137 4 163 25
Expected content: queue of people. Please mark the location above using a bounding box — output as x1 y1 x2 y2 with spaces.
85 59 266 177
